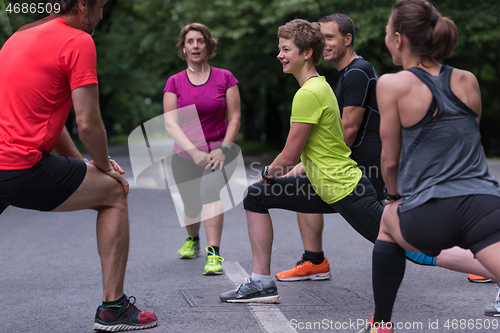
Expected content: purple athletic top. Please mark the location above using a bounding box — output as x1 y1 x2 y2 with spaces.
164 67 238 158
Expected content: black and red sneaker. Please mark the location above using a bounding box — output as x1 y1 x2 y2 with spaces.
93 295 158 331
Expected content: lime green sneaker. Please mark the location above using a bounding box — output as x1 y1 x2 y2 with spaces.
177 236 200 259
203 246 225 275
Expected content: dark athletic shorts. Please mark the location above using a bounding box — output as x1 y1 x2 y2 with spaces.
170 145 240 218
399 194 500 256
0 154 87 214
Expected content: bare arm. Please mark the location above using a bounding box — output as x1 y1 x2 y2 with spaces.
377 74 402 197
283 162 305 177
450 69 482 123
222 85 241 145
163 91 210 166
209 84 242 169
54 126 83 159
72 84 109 172
72 84 128 194
265 122 312 179
342 105 365 147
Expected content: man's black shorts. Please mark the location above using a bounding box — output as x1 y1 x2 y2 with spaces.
0 154 87 214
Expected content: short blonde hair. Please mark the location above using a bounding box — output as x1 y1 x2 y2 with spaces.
176 23 218 60
277 19 325 65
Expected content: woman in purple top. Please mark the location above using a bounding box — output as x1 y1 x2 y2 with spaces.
163 23 241 275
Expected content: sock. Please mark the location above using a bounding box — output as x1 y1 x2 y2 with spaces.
405 250 436 266
303 251 325 265
190 235 200 242
372 240 406 324
251 272 273 285
207 246 220 256
102 294 127 309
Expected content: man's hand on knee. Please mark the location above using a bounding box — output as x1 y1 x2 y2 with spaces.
104 169 129 195
88 161 129 195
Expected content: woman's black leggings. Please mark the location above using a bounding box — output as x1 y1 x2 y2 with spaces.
243 175 382 243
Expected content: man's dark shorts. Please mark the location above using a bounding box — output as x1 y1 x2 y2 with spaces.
0 154 87 214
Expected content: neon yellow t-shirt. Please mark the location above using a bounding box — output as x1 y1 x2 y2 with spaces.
290 76 362 204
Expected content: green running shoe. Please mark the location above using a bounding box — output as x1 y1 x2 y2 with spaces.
203 246 224 275
177 236 200 259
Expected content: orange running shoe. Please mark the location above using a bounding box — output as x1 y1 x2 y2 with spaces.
468 274 492 283
275 258 330 281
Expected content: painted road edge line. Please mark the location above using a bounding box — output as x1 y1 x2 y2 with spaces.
223 261 297 333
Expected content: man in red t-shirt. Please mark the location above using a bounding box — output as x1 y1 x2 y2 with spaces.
0 1 157 331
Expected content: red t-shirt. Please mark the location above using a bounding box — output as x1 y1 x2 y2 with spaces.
0 16 99 170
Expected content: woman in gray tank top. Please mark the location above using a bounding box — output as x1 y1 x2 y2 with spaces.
360 0 500 332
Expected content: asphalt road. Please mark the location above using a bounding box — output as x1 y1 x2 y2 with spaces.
1 145 500 333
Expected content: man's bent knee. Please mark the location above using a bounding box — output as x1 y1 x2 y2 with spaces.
104 178 127 208
52 166 127 212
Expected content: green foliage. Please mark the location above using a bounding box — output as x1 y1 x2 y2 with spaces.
3 0 47 32
0 1 13 44
432 0 500 155
1 0 500 155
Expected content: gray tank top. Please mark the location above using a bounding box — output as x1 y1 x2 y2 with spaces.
397 65 500 212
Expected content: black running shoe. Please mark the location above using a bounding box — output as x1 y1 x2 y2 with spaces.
93 295 158 331
220 278 280 303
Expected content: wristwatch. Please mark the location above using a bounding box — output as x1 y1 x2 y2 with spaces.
261 165 270 178
261 165 274 183
219 144 230 155
383 185 401 201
